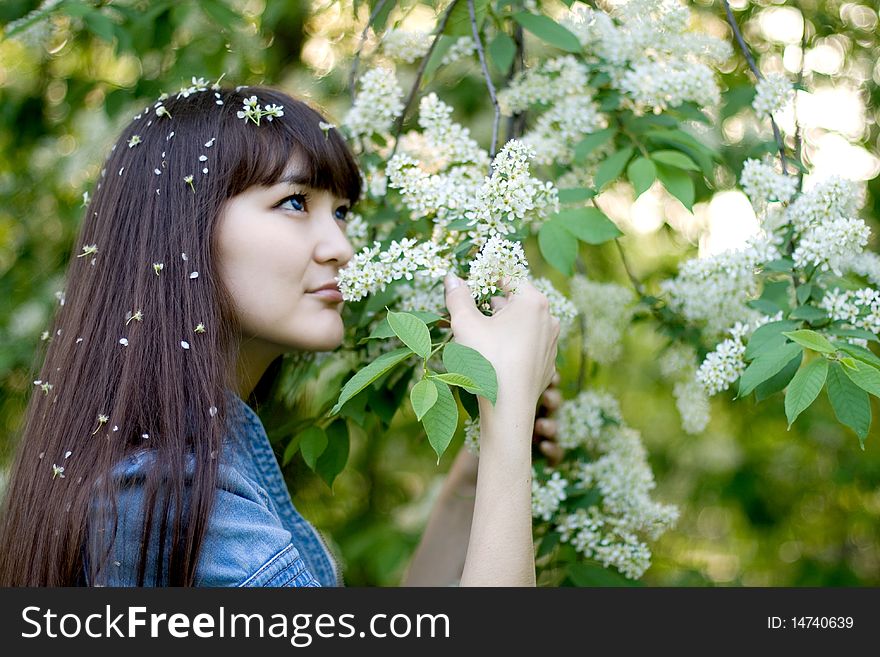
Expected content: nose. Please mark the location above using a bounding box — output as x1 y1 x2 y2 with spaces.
314 205 355 268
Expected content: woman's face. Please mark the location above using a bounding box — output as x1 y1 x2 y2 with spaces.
217 150 355 369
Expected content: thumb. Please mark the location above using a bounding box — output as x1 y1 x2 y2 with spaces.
444 272 481 324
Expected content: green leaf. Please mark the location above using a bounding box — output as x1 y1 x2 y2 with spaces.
825 327 880 344
842 360 880 399
763 258 795 273
782 330 835 354
488 32 516 73
841 357 858 370
650 150 701 171
386 309 431 359
554 207 622 245
331 347 413 415
83 10 117 43
737 342 803 399
200 0 243 27
316 420 350 490
745 320 802 361
573 128 616 163
627 157 657 197
538 218 577 275
796 284 812 306
282 434 302 467
421 381 458 463
299 426 328 471
784 357 829 428
755 352 803 402
788 305 828 323
512 11 582 53
444 0 487 36
655 163 694 211
431 372 483 394
442 342 498 405
410 378 439 421
836 343 880 370
826 362 871 449
593 147 634 190
558 187 596 204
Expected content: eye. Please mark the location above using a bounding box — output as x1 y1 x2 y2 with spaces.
277 193 308 212
334 206 350 221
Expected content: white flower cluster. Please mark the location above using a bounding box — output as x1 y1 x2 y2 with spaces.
440 36 475 66
396 271 446 316
465 140 560 244
381 29 432 63
569 275 637 364
562 0 731 111
792 216 871 276
532 469 569 522
343 67 405 142
415 92 487 169
752 73 794 121
236 96 284 125
844 251 880 288
498 56 591 115
819 287 880 335
544 393 679 579
555 389 623 450
740 158 798 210
522 94 606 166
498 56 606 166
463 416 481 456
659 235 782 339
658 342 709 434
618 59 721 110
532 277 579 340
344 212 369 251
786 177 861 234
336 238 451 302
466 234 530 300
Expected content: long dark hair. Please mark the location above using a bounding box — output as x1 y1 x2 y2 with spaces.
0 83 361 586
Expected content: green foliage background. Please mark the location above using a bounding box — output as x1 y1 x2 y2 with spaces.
1 0 879 586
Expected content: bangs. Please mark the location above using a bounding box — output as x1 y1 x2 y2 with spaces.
221 87 362 204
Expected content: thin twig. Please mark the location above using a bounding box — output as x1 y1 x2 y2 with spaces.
349 0 391 101
793 13 807 191
613 238 645 297
387 0 460 161
468 0 501 166
505 21 527 143
721 0 788 173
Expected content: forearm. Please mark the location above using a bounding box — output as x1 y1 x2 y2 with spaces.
401 449 478 586
460 389 536 587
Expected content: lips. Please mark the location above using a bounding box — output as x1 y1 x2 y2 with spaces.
309 281 343 302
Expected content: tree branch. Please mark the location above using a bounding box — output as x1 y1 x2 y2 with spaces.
721 0 788 174
349 0 391 101
468 0 501 167
387 0 460 161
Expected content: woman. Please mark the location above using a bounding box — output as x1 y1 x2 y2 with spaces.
0 81 560 587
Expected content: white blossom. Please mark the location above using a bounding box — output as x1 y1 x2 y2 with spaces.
532 469 569 522
466 235 529 303
752 73 794 120
344 67 405 142
569 275 637 364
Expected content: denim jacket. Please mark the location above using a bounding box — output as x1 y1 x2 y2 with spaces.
83 390 342 587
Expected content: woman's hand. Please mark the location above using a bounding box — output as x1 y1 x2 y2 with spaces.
443 272 560 410
533 370 564 467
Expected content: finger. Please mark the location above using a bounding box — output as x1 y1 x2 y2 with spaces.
489 295 509 313
534 417 557 439
551 370 561 387
539 440 564 467
444 273 482 325
541 388 562 410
